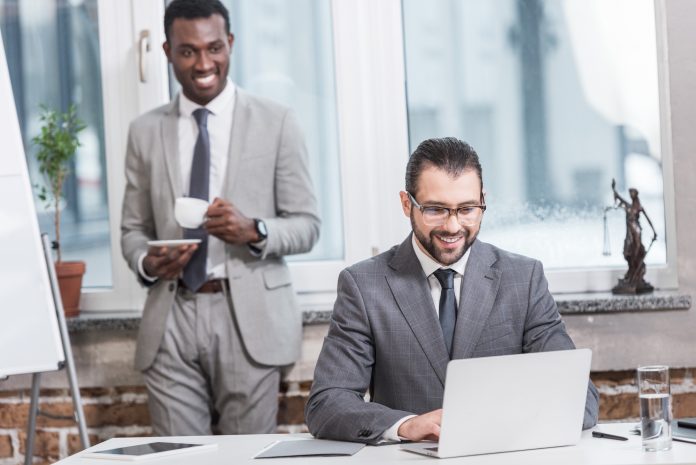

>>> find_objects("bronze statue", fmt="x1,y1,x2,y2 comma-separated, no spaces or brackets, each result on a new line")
611,178,657,294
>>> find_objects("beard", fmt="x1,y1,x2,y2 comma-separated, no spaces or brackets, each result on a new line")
411,214,478,266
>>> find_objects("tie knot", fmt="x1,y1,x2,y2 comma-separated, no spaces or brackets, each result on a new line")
433,268,456,289
193,108,209,128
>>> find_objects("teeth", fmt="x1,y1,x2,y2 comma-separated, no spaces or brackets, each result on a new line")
438,236,461,243
195,74,215,85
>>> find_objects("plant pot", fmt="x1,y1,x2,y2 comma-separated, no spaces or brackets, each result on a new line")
55,261,86,318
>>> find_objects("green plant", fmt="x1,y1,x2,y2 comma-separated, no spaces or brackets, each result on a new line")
32,104,86,262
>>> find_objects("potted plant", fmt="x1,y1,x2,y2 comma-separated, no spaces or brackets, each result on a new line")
33,104,86,317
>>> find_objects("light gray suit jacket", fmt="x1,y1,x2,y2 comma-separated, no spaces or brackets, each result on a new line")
305,235,599,443
121,88,320,371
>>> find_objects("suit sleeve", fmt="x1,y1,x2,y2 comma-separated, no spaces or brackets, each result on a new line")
523,260,600,429
120,122,155,282
305,269,413,443
260,110,321,258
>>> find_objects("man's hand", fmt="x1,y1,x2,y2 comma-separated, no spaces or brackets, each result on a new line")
205,197,258,245
143,244,197,280
397,409,442,442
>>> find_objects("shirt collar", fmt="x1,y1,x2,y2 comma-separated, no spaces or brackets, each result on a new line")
411,233,470,278
178,78,236,117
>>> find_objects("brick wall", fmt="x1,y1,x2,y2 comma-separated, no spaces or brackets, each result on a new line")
2,370,696,464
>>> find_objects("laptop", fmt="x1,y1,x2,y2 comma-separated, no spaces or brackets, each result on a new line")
401,349,592,458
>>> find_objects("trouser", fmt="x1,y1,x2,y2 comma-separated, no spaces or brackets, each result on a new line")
142,283,281,435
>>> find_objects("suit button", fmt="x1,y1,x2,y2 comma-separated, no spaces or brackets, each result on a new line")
358,429,371,437
168,283,175,292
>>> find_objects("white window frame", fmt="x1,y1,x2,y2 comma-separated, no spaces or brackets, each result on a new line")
84,0,678,313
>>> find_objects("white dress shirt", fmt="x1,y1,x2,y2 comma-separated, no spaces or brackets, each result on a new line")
138,79,237,281
381,234,471,442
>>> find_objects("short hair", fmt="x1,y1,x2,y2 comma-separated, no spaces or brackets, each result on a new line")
164,0,231,43
405,137,483,195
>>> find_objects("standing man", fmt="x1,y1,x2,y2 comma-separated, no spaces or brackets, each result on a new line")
121,0,319,435
305,137,598,443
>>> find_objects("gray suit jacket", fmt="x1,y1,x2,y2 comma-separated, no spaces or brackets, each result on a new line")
121,88,320,371
305,235,599,443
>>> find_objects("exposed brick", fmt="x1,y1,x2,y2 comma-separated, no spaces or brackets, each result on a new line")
277,394,307,426
0,434,13,458
598,392,639,420
113,386,148,396
673,392,696,418
68,433,99,456
280,381,312,393
19,430,59,459
35,402,77,428
83,402,150,428
0,403,28,428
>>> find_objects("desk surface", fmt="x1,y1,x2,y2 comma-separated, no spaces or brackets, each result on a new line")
56,423,696,465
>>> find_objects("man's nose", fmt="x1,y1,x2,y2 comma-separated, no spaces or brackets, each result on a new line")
195,51,214,70
444,211,460,232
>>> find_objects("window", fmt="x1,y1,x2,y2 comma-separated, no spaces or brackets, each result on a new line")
167,0,343,262
0,0,111,287
402,0,675,291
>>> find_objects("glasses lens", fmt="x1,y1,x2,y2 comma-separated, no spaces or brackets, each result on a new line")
457,207,482,225
422,207,448,225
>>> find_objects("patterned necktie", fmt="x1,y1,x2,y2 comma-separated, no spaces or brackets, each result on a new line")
433,268,457,357
181,108,210,291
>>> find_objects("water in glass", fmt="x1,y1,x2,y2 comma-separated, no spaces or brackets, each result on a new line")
640,393,672,451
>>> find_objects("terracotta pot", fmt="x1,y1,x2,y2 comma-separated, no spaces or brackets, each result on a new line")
55,261,86,318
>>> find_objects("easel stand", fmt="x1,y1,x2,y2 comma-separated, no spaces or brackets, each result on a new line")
24,235,90,465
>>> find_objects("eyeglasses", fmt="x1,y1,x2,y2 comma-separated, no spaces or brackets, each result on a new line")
407,192,486,226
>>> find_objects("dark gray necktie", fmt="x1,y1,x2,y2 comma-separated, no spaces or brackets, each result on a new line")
182,108,210,292
434,268,457,357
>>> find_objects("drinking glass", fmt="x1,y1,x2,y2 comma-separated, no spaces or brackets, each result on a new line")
638,365,672,452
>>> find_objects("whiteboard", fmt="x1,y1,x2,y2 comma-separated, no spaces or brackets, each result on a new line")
0,33,65,377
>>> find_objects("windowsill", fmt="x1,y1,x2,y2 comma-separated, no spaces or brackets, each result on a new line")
66,291,691,332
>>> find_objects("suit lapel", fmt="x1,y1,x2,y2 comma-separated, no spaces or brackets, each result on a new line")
386,235,450,386
161,98,183,200
222,88,250,198
451,240,501,359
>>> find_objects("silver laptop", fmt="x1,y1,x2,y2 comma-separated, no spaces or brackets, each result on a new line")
401,349,592,458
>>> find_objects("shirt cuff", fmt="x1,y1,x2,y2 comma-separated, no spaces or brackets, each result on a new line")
248,238,268,257
380,415,417,443
137,252,158,282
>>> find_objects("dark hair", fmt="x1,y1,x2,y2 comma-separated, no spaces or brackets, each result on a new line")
405,137,483,195
164,0,231,43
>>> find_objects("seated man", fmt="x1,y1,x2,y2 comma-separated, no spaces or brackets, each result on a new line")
305,137,599,444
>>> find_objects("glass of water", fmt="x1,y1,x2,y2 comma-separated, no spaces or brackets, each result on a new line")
637,365,672,452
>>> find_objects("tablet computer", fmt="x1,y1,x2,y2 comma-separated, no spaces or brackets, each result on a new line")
81,442,217,461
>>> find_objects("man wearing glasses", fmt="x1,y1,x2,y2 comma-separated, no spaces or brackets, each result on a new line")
305,137,598,443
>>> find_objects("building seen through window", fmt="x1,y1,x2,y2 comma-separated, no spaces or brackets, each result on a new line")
0,0,111,287
403,0,666,270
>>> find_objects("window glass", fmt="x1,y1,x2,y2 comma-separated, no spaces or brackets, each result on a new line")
402,0,666,271
167,0,343,261
0,0,111,286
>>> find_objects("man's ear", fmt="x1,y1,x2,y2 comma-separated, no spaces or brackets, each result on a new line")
163,41,172,62
228,33,235,51
399,191,411,218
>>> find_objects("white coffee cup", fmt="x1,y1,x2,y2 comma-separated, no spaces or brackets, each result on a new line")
175,197,209,229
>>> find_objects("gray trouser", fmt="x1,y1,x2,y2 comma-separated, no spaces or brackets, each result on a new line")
143,285,280,435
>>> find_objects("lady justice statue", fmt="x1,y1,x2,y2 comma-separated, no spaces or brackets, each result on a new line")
611,179,657,294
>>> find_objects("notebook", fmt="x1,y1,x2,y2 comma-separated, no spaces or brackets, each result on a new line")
401,349,592,458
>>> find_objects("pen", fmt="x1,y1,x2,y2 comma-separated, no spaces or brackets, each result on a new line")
592,431,629,441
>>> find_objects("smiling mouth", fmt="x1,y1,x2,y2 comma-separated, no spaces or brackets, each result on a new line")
194,73,217,87
435,234,464,244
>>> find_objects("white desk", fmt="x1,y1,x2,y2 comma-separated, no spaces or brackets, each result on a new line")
56,423,696,465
